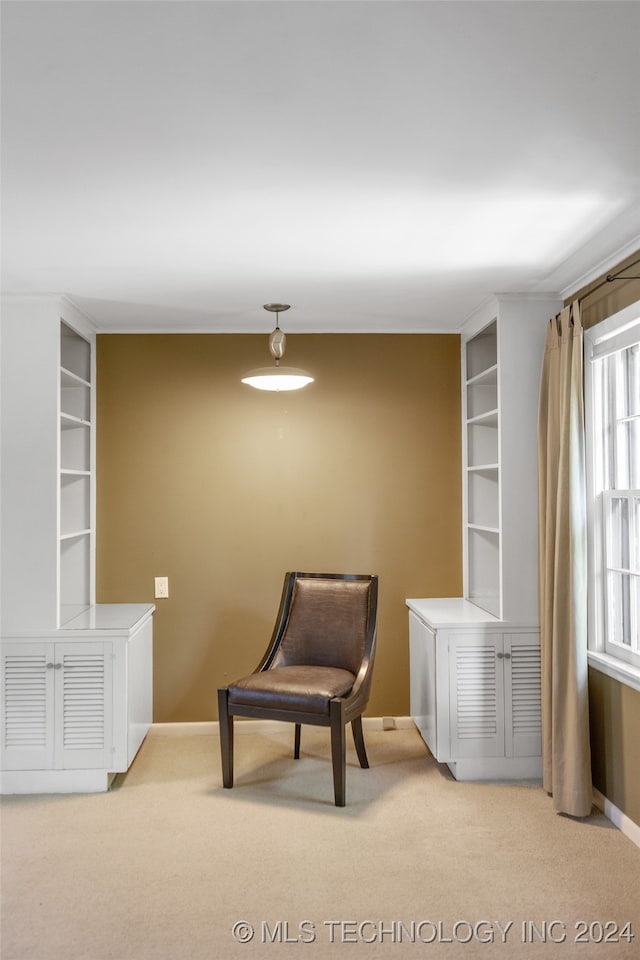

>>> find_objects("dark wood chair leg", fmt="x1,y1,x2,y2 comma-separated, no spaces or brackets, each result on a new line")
330,699,346,807
217,688,234,788
293,723,301,759
351,715,369,769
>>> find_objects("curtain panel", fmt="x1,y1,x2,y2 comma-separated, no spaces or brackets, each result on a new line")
538,301,592,817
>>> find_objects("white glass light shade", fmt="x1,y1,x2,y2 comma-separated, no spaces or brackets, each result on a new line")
241,366,314,391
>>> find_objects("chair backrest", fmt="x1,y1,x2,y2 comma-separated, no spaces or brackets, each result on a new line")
270,573,378,675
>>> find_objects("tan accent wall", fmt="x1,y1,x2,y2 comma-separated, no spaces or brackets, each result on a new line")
589,668,640,826
96,333,462,722
570,250,640,825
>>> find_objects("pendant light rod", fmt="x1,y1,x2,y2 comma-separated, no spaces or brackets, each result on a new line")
241,303,314,392
265,304,288,366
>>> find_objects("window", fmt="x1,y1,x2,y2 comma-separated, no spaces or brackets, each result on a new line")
585,299,640,689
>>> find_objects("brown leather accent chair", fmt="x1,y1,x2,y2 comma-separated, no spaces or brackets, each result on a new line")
217,572,378,806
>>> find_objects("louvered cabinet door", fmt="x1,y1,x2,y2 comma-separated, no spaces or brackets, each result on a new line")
1,643,55,770
503,633,541,758
54,642,113,769
448,634,505,759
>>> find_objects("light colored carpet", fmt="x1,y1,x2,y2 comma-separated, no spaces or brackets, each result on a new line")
1,723,639,960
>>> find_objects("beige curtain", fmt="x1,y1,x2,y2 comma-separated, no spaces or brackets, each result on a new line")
538,301,592,817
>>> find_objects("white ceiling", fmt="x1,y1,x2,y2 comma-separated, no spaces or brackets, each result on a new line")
2,0,639,333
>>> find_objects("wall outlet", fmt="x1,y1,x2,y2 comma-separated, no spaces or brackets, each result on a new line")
154,576,169,599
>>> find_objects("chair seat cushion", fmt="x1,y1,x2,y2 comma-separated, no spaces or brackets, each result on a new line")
227,665,356,715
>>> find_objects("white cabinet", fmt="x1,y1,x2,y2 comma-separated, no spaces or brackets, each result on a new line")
1,605,153,794
407,599,542,781
1,296,154,793
462,295,562,621
406,296,559,782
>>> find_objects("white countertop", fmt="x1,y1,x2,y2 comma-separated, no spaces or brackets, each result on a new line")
406,597,501,628
61,603,155,632
1,603,156,639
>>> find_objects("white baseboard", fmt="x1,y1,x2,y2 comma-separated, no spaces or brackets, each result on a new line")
0,769,111,795
149,721,218,737
148,716,416,738
593,786,640,850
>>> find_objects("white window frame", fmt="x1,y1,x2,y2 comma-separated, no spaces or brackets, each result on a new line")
585,298,640,693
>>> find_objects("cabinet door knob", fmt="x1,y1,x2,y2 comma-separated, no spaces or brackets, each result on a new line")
54,662,62,669
497,652,504,659
46,662,54,669
504,653,511,660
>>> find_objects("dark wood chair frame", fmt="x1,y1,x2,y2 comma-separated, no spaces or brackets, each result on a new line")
217,572,378,806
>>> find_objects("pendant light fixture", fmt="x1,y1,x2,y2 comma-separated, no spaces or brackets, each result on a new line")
241,304,314,392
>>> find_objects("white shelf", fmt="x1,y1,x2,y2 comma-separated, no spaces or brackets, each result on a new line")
60,412,91,429
59,529,91,542
468,523,500,534
60,412,90,473
59,528,90,615
61,322,91,384
60,367,91,389
467,463,499,472
466,363,498,387
467,408,498,426
466,319,497,381
60,469,91,477
60,471,90,537
467,422,499,465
